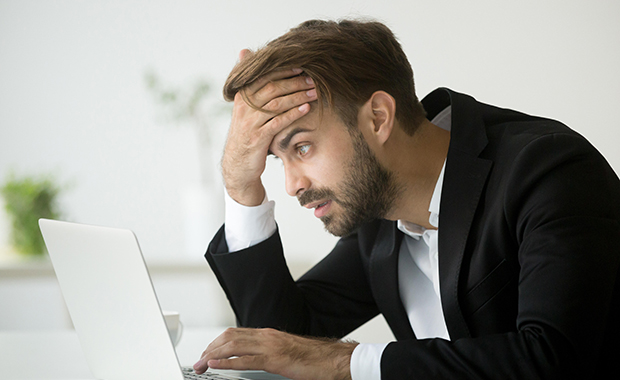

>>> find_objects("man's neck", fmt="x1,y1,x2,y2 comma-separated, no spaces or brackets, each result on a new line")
384,119,450,228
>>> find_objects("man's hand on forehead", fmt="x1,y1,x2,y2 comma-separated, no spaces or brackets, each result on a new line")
244,70,315,112
220,50,317,207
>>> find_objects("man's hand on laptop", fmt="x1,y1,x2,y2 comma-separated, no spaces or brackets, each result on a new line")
221,49,317,207
193,327,358,380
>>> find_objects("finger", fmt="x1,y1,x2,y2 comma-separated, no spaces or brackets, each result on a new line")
199,327,248,360
209,338,262,360
207,355,266,371
261,86,317,114
261,103,312,141
195,342,241,374
230,92,313,146
194,333,264,374
239,48,251,61
198,328,262,363
247,75,315,111
245,68,307,99
193,358,209,374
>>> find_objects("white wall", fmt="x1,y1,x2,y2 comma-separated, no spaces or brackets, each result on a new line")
1,0,619,269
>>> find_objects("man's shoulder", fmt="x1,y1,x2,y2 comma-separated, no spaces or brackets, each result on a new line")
426,87,576,136
446,89,591,156
483,109,582,147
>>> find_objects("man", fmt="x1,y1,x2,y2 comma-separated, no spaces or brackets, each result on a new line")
193,19,620,379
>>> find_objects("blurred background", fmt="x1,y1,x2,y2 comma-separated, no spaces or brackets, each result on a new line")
1,0,618,342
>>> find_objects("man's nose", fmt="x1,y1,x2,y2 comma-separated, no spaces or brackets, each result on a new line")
284,165,310,197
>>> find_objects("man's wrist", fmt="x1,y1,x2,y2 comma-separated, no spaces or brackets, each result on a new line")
304,337,357,380
333,341,358,380
224,180,265,207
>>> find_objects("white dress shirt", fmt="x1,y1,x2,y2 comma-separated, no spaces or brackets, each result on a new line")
223,106,452,380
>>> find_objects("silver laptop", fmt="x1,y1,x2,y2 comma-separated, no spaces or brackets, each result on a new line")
39,218,290,380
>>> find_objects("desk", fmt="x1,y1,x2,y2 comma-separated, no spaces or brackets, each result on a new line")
0,328,224,379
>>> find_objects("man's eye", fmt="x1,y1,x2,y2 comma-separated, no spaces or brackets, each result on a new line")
296,144,310,156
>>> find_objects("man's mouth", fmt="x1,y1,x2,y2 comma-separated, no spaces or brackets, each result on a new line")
316,201,328,208
308,200,332,218
299,189,337,219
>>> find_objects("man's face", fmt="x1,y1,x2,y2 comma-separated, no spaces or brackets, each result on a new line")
269,106,401,236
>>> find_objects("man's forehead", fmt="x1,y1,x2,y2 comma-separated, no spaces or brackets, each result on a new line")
270,106,322,152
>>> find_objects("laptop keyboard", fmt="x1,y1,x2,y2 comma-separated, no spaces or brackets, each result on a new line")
182,367,237,380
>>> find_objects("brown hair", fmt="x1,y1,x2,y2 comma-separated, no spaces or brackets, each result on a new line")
223,19,427,135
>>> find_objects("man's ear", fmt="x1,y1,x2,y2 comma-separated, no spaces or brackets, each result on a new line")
359,91,396,146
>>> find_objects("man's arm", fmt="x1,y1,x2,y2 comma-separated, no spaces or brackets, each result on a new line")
206,225,380,338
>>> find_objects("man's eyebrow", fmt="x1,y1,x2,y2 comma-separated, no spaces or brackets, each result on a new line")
278,127,313,152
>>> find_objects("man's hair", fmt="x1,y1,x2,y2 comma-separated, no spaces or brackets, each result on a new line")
223,19,427,135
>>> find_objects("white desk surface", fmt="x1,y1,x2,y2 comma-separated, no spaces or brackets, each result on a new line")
0,327,225,379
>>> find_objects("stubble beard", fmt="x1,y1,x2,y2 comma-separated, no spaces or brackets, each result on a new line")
298,130,402,237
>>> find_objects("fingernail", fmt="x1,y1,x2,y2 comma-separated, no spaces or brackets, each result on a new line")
306,77,314,85
306,89,316,98
298,103,310,112
292,68,303,74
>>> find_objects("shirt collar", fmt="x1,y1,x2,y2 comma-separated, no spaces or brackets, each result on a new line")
397,161,445,237
427,161,445,229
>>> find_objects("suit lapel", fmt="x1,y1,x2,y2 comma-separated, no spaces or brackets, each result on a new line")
440,151,492,339
369,221,416,340
426,88,493,340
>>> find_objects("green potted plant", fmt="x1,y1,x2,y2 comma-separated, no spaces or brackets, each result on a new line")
1,174,62,257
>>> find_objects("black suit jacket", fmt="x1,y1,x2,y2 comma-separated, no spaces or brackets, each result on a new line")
206,88,620,379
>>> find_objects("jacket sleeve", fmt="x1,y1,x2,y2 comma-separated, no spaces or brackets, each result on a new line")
205,225,380,338
380,132,620,379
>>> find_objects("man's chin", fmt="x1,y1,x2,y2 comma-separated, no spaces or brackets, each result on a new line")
320,214,359,237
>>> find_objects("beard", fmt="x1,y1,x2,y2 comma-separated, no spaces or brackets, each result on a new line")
298,130,402,237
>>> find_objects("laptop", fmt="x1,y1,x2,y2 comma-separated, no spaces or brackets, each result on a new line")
39,218,290,380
